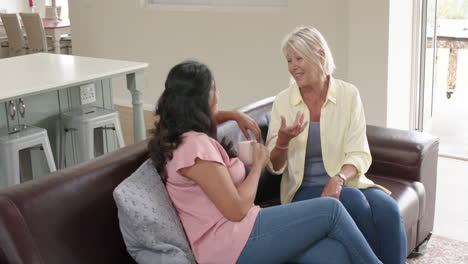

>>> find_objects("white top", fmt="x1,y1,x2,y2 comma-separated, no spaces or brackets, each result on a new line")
0,53,149,102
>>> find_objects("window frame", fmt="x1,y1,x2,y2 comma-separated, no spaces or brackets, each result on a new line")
144,0,288,10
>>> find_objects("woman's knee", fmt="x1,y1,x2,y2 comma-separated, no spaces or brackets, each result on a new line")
320,197,347,218
298,197,344,216
293,238,351,264
364,188,401,220
320,196,342,207
340,187,370,212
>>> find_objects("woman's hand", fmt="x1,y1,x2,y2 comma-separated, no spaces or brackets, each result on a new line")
214,110,262,142
320,176,345,199
251,142,270,169
277,112,308,147
233,111,262,142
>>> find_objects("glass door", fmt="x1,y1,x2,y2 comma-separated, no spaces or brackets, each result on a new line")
418,0,438,132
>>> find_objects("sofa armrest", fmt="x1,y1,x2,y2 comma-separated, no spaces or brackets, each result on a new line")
366,125,439,183
0,140,148,264
366,125,440,245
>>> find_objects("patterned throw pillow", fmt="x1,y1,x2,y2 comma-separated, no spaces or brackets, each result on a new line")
113,159,196,264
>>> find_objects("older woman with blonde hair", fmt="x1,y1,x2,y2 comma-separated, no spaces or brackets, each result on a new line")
266,26,407,264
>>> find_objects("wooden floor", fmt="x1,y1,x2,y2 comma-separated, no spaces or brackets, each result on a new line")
114,105,156,145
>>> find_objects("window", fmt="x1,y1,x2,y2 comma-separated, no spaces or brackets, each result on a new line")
147,0,287,8
45,0,69,19
56,0,69,19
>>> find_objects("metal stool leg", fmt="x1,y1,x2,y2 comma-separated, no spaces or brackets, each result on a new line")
113,116,125,148
0,145,21,187
77,124,95,163
39,135,56,172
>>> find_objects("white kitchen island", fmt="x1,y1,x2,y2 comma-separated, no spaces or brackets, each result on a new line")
0,53,148,142
0,53,148,181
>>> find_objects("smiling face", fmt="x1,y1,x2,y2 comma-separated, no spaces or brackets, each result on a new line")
286,47,322,89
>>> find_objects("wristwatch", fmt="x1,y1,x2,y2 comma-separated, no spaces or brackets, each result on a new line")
335,173,347,186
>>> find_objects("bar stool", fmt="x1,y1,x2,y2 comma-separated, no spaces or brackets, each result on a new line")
0,126,57,188
61,107,125,164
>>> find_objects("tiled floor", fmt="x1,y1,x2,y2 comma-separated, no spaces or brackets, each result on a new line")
115,105,468,242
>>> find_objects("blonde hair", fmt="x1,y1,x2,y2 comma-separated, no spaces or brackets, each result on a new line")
281,26,335,80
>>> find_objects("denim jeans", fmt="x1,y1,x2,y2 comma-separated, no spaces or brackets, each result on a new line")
293,186,407,264
236,197,381,264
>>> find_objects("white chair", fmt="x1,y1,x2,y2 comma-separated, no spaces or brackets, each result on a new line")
0,13,26,57
0,37,9,58
0,126,56,188
59,35,72,54
61,107,125,164
47,35,72,55
19,12,48,53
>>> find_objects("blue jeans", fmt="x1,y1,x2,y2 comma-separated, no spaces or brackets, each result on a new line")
236,197,381,264
293,186,407,264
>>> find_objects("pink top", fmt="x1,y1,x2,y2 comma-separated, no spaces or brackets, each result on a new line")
165,131,260,264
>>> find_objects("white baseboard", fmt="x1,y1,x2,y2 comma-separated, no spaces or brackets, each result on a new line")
439,153,468,162
113,98,155,112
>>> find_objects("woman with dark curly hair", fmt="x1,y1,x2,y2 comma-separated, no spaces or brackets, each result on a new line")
148,60,381,264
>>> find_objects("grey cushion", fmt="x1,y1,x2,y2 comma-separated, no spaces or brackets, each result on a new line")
113,159,196,264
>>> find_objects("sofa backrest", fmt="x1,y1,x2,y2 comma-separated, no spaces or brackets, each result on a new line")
216,96,439,205
0,139,149,264
217,96,274,147
217,97,282,204
366,125,439,183
0,96,439,264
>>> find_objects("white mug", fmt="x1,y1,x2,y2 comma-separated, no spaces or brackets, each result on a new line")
237,141,254,166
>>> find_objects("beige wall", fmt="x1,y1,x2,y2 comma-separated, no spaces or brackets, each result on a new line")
69,1,348,107
69,0,394,126
387,0,414,130
347,0,390,127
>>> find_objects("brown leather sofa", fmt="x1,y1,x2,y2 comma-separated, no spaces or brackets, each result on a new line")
0,97,439,263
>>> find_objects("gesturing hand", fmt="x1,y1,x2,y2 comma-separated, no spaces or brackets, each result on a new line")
277,112,308,146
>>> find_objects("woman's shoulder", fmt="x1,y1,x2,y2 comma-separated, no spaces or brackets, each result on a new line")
275,87,291,100
181,131,217,146
167,131,226,180
273,84,296,105
332,78,360,98
182,130,209,139
172,131,223,162
333,78,358,91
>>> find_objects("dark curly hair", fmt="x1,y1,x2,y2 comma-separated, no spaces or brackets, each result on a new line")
148,60,235,183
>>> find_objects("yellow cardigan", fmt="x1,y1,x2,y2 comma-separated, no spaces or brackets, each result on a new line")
265,77,391,204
